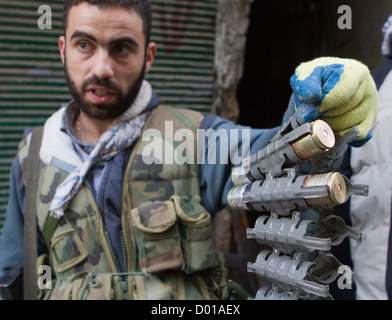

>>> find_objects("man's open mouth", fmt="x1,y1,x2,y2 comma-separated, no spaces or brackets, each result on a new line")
92,89,111,97
87,87,116,103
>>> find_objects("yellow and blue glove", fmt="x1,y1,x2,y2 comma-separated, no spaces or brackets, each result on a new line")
290,57,378,147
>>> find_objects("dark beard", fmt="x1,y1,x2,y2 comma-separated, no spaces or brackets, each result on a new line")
64,56,146,120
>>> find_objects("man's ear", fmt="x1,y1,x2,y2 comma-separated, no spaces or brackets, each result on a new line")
145,42,156,73
58,35,66,64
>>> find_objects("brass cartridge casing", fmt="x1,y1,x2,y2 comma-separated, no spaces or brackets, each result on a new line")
292,120,335,160
303,172,346,207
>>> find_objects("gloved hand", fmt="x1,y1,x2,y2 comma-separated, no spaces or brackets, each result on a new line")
290,57,378,147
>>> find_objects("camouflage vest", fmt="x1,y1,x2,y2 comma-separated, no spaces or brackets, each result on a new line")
19,105,228,300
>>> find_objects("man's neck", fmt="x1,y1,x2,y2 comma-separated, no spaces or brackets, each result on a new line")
75,111,113,145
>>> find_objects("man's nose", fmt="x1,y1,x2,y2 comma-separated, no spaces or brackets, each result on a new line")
91,48,114,79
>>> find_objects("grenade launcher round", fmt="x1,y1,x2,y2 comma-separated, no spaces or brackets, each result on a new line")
231,117,335,187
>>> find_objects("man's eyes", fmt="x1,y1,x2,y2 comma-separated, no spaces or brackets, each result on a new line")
112,44,131,55
77,40,92,51
74,40,133,56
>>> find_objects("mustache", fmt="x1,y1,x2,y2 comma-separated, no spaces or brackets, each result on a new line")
81,76,121,93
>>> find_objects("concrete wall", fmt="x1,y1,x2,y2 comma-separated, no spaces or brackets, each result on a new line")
213,0,252,122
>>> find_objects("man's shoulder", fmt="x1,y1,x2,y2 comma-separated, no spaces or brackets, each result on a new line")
16,127,33,161
155,104,204,116
151,105,205,129
15,126,45,174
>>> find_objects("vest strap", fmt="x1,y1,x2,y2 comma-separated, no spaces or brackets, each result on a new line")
24,126,44,300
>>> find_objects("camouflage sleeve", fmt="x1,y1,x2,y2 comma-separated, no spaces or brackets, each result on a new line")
199,115,280,216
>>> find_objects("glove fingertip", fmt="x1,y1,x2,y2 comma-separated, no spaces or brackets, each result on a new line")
292,80,323,104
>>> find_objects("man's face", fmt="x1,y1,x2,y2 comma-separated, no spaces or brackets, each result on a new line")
58,2,156,120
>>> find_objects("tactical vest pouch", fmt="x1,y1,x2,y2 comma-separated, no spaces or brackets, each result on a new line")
170,195,216,273
131,201,185,275
131,196,216,276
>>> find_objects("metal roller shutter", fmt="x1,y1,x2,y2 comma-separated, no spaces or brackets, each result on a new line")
0,0,217,233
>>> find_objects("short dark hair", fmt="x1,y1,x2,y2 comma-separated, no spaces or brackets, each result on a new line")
63,0,152,45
